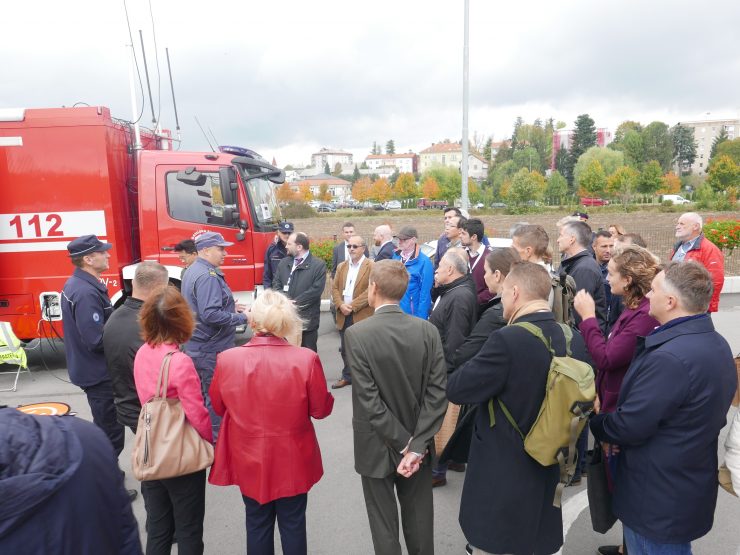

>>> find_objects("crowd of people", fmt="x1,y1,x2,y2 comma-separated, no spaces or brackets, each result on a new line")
0,208,737,555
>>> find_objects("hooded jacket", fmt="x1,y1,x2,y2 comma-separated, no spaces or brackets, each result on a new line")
393,245,435,319
0,408,141,554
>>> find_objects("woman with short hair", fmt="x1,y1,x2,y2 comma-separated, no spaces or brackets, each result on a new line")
134,285,212,555
209,289,334,555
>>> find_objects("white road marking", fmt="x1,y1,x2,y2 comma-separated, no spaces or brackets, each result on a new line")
556,489,590,555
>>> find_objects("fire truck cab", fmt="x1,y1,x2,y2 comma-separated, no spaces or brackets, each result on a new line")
0,106,283,340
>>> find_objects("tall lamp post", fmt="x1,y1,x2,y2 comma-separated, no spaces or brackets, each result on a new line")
461,0,470,210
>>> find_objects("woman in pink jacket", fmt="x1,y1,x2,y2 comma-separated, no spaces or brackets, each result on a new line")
134,286,212,555
209,289,334,555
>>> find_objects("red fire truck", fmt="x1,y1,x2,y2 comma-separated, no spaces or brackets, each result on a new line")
417,198,448,210
0,106,284,340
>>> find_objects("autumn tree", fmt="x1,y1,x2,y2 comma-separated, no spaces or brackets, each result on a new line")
423,166,461,203
490,160,517,200
706,155,740,194
333,162,342,176
577,159,607,197
421,176,441,199
637,160,663,196
276,182,297,203
352,177,372,202
298,183,313,202
318,183,331,202
659,172,681,195
370,178,392,202
607,166,639,206
393,173,418,199
714,138,740,165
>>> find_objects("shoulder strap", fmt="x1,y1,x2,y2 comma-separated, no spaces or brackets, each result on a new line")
512,321,555,357
154,352,176,399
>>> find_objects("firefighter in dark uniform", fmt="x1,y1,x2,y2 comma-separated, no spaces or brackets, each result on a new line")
181,231,247,440
262,221,293,288
61,234,137,501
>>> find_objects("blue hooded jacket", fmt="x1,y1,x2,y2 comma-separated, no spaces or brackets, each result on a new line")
392,246,434,320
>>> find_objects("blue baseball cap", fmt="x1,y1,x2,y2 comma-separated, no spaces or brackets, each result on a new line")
278,222,294,233
67,235,112,257
194,231,233,250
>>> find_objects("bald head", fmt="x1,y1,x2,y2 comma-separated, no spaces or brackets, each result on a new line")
675,212,703,242
373,224,392,246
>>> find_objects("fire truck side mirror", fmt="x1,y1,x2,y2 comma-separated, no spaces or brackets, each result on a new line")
177,167,206,186
235,219,248,241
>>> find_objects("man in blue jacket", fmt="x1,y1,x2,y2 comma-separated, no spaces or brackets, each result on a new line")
392,226,434,319
590,260,736,554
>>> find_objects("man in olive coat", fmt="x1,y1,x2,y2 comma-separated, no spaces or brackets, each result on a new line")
345,260,447,555
448,261,592,555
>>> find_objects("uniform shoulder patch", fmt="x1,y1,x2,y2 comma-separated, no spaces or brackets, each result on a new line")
92,312,100,322
208,269,218,277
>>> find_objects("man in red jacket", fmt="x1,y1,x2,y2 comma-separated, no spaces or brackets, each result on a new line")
671,212,724,312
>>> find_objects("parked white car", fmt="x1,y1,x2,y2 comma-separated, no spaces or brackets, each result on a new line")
661,194,691,205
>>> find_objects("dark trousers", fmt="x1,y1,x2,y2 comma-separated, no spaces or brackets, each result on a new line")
189,351,221,441
338,314,354,382
301,329,318,352
141,469,206,555
361,463,434,555
82,381,125,457
242,493,308,555
574,425,589,480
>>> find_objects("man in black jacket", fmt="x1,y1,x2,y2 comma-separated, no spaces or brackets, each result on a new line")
103,261,169,432
273,232,327,352
428,248,478,487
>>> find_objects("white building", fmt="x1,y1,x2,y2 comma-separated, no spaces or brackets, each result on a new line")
679,118,740,176
311,148,353,171
364,153,418,174
419,142,489,180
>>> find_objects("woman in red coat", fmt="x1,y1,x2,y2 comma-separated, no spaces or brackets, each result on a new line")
209,289,334,555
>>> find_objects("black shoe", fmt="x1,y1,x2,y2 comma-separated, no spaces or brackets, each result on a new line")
597,546,621,555
432,476,447,488
127,489,138,502
566,476,582,487
465,544,473,555
448,461,466,472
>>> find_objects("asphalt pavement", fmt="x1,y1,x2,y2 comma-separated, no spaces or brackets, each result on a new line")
2,295,739,554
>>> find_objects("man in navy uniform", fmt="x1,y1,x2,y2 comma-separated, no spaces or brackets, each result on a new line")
262,221,294,288
182,231,248,439
62,234,137,501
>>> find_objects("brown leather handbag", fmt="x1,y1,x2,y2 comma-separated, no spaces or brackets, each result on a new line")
132,352,214,481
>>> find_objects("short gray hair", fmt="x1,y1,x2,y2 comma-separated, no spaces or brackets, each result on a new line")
442,250,468,276
662,260,713,313
134,261,169,292
562,221,593,249
681,212,703,228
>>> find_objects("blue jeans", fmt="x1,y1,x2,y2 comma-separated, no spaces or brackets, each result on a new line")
188,351,221,441
623,526,692,555
242,493,307,555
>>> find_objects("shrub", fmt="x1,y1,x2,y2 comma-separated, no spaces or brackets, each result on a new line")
658,200,678,212
704,219,740,254
308,238,335,269
282,202,315,220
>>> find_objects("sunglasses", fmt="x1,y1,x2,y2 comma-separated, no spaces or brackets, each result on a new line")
347,244,364,249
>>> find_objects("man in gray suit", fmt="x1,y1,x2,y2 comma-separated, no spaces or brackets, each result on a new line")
345,260,448,555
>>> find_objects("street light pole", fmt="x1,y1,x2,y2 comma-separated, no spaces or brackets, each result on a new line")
461,0,470,210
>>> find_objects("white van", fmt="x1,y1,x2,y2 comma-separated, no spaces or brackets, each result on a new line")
661,194,691,205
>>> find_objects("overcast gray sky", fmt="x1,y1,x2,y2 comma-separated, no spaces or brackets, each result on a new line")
3,0,739,167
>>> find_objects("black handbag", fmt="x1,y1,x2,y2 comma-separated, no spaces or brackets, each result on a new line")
587,442,618,534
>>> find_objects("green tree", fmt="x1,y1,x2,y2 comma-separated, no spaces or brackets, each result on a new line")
333,162,342,176
709,127,729,163
323,161,331,174
706,155,740,193
423,166,462,203
606,166,639,206
512,147,541,172
483,137,492,162
554,147,569,176
638,160,663,196
714,138,740,165
493,140,513,165
641,122,673,172
671,124,697,174
352,165,360,182
386,139,396,155
620,129,645,169
613,120,643,143
490,160,517,200
565,114,598,187
574,146,624,186
504,168,546,206
545,170,568,205
389,167,400,185
512,122,551,173
577,159,607,197
510,117,525,150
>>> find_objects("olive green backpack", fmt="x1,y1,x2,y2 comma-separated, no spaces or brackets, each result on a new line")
488,321,595,507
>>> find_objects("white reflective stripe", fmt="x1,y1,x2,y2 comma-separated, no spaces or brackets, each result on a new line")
0,137,23,147
0,210,106,241
0,241,71,253
0,108,25,122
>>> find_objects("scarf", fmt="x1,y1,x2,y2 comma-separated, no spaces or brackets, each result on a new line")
506,299,551,326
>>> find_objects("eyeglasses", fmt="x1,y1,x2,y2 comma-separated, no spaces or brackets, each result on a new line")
347,244,364,249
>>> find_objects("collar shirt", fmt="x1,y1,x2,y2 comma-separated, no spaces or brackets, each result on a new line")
343,255,365,303
672,236,699,262
467,243,486,272
292,250,310,272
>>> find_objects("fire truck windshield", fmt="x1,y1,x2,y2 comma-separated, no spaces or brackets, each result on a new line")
242,173,282,231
